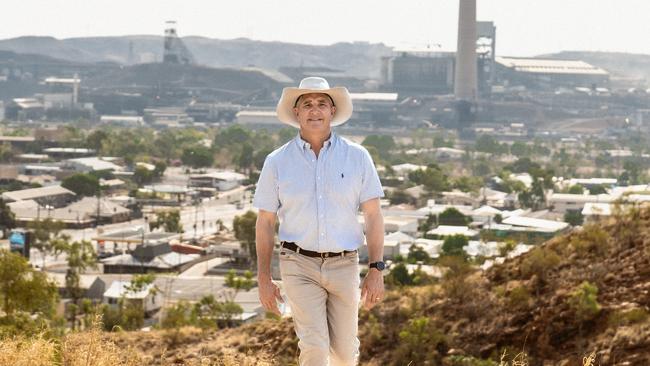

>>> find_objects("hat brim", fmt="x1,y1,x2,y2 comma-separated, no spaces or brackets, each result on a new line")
276,87,353,128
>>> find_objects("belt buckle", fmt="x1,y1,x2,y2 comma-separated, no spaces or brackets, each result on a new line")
321,252,328,259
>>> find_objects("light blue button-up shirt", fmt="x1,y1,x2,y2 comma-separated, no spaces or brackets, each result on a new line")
253,132,384,252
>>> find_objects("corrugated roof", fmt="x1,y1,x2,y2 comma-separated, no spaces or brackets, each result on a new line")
2,185,74,202
502,216,568,232
496,57,609,76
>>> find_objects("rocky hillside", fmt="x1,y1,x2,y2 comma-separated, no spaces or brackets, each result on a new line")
100,205,650,365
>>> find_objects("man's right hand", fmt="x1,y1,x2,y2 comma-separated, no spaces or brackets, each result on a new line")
258,277,283,316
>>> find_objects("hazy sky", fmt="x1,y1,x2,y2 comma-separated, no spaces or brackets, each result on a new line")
2,0,650,56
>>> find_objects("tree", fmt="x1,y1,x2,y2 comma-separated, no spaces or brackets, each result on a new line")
190,270,255,328
213,125,252,149
452,176,482,193
0,250,58,316
588,185,607,195
233,211,257,267
407,244,432,264
181,146,214,168
388,189,415,205
62,240,97,329
475,135,506,155
510,141,530,157
441,235,469,257
438,208,469,226
133,165,154,186
85,129,109,152
564,211,584,226
0,198,16,235
153,161,167,178
506,157,541,174
568,184,585,194
387,263,413,286
27,218,68,269
149,210,183,233
408,165,450,193
62,173,99,196
362,135,395,160
236,143,254,173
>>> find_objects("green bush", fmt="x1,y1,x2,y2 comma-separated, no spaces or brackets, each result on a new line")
570,225,609,256
520,247,561,283
506,286,531,310
396,317,447,364
568,281,601,322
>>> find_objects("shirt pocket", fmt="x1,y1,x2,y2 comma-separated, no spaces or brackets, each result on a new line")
329,168,362,207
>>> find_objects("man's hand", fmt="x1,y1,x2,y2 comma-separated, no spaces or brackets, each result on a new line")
361,268,384,310
258,277,284,316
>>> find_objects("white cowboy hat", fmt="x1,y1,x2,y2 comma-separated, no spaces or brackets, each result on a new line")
276,76,353,128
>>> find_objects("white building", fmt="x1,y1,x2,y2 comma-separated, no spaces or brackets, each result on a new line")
103,280,163,314
189,171,248,191
548,193,615,214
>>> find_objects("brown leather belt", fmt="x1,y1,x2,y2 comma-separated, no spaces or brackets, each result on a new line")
281,241,356,259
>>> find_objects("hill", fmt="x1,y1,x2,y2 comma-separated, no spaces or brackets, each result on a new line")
0,36,393,79
98,206,650,365
541,51,650,83
2,207,650,365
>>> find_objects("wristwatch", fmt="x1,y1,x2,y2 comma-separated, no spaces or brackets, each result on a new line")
369,261,386,271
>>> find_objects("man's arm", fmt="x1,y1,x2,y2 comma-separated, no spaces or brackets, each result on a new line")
256,209,283,315
360,197,384,309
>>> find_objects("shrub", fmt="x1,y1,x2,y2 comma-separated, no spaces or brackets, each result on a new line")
442,235,469,258
506,286,531,310
567,281,601,322
570,225,609,256
520,247,561,283
608,308,649,327
396,317,447,364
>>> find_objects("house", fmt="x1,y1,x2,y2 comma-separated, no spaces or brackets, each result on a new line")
2,185,75,208
189,171,248,191
103,280,163,315
49,273,106,300
548,193,615,214
65,157,123,173
427,225,479,238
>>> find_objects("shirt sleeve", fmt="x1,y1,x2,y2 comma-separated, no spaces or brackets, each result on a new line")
359,148,385,204
253,155,280,212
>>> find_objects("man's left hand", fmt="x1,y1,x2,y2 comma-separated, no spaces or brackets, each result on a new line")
361,268,384,310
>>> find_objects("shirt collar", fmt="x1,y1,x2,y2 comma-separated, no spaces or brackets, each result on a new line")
295,132,336,150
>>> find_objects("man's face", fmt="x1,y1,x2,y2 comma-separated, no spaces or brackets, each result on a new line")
293,93,336,134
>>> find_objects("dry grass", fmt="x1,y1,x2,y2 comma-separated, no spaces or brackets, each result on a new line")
0,314,270,366
61,315,142,366
0,334,57,366
583,351,597,366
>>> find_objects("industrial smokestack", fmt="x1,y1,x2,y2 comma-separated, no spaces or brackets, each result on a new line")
454,0,478,101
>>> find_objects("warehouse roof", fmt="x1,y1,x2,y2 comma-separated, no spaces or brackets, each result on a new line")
496,57,609,76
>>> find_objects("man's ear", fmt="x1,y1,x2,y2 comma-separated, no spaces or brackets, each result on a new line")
293,107,299,118
331,106,337,115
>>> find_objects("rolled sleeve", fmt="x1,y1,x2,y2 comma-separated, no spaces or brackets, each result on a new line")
359,149,384,204
253,156,280,212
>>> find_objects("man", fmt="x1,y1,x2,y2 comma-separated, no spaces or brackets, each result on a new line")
254,76,385,366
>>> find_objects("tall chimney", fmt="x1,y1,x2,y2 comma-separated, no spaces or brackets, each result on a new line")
454,0,478,101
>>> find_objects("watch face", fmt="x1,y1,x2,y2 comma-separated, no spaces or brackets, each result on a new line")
376,261,386,270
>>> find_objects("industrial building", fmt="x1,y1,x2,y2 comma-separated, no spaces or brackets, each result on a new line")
494,57,610,90
381,50,455,94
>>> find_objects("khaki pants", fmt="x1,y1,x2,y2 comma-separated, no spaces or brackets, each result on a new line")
279,248,361,366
